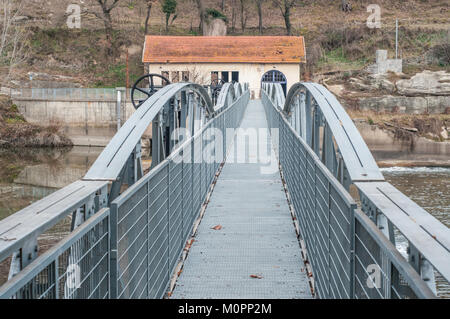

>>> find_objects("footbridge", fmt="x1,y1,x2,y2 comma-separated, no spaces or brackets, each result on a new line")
0,80,448,299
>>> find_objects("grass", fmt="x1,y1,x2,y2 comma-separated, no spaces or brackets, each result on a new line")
317,48,368,72
5,117,26,124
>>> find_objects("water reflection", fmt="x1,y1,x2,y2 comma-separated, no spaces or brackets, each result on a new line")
382,167,450,298
0,146,104,221
357,122,450,165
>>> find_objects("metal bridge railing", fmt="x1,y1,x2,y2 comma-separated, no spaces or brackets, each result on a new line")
0,209,111,299
262,87,440,299
10,88,148,101
109,89,248,299
0,86,249,299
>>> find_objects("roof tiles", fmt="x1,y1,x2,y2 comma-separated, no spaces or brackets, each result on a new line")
143,36,306,64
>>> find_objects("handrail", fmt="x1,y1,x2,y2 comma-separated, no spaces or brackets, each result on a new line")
214,83,236,114
282,82,383,182
262,83,449,298
0,209,111,299
0,82,246,289
0,180,108,263
84,83,213,181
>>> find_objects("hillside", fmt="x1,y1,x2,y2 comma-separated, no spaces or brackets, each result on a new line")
2,0,449,88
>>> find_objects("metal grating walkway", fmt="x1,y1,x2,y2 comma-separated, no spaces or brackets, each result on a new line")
171,100,312,299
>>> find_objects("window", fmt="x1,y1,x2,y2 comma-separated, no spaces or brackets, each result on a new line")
161,71,169,85
171,71,180,83
211,71,219,85
182,71,190,82
221,71,229,83
232,71,239,83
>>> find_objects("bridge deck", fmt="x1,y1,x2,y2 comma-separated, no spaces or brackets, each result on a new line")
171,100,312,299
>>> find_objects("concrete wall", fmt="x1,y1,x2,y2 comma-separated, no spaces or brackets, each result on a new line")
367,50,402,75
14,98,136,127
13,98,139,146
148,62,301,98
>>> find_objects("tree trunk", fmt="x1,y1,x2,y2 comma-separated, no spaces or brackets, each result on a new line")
194,0,205,34
240,0,245,32
256,1,263,34
96,0,120,56
221,0,225,11
103,10,114,55
284,5,291,36
144,2,152,35
231,0,236,33
165,14,169,32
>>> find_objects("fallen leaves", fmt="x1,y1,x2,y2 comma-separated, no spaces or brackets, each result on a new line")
211,225,222,230
250,274,263,279
184,239,195,251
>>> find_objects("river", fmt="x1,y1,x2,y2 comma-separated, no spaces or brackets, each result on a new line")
0,144,448,297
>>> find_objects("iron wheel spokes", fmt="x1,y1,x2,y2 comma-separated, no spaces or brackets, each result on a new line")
131,73,171,109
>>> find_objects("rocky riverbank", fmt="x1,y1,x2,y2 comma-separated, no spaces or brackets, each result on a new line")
0,96,72,148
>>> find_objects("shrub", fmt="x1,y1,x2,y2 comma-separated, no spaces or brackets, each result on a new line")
205,8,228,23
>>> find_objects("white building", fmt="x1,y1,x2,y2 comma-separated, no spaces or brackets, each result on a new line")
142,36,306,98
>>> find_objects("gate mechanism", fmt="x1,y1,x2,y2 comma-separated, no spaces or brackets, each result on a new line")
131,73,171,109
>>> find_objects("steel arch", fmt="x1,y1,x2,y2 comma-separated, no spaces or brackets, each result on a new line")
84,83,213,181
281,82,383,184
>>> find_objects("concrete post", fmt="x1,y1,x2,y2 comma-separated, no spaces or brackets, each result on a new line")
116,87,126,130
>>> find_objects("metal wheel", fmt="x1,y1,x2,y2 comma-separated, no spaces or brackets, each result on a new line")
131,73,171,109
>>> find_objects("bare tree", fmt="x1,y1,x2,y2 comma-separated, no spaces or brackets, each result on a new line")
144,0,156,35
255,0,265,34
231,0,237,33
272,0,299,35
93,0,122,55
193,0,205,34
0,0,28,79
239,0,248,32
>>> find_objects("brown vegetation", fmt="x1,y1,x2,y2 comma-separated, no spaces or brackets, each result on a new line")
0,0,447,88
0,96,73,147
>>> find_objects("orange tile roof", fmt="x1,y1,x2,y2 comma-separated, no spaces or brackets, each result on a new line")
143,36,306,64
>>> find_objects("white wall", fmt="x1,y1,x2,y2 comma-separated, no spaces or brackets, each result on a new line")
148,63,301,98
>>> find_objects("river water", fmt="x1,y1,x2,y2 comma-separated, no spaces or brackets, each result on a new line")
0,144,448,297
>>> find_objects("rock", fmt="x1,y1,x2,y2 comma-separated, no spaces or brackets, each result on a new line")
13,16,30,22
358,95,450,114
368,75,396,93
396,70,450,96
128,45,142,56
440,127,448,140
349,77,372,91
326,84,345,97
203,18,227,36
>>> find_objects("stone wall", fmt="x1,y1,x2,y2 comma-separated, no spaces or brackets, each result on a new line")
359,95,450,114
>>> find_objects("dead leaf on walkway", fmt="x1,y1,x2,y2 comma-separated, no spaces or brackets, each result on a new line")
250,274,263,279
211,225,222,230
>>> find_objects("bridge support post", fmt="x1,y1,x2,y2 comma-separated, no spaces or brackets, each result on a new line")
8,238,38,281
409,244,437,295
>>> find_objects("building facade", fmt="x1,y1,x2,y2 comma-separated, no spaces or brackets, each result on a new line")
142,36,306,98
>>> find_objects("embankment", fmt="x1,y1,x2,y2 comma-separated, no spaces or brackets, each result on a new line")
0,96,72,148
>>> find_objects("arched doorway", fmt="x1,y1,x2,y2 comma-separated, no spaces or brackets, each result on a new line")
261,70,287,96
